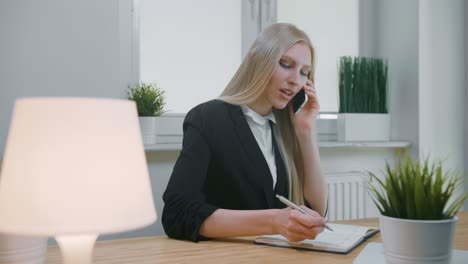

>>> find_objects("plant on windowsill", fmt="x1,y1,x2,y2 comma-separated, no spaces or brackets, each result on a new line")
337,56,389,141
128,82,166,145
367,155,466,264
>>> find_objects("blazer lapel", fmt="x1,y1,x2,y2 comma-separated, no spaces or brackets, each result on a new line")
226,103,274,208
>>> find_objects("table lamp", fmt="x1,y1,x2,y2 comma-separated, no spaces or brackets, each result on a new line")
0,98,157,264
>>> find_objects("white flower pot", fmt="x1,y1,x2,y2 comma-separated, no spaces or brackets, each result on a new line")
0,234,47,264
380,215,457,264
139,117,158,145
337,113,390,141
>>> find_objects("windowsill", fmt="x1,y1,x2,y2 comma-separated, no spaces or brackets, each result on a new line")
144,144,182,152
144,141,411,152
318,141,411,148
143,115,411,152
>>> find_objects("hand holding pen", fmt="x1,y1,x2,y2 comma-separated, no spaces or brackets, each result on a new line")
276,194,334,232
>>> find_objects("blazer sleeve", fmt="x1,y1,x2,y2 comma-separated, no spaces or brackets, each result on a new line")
162,106,218,242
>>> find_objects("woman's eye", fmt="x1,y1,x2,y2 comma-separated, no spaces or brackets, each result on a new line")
300,71,309,77
279,61,291,69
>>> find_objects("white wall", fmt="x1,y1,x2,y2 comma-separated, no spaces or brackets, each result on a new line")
0,0,172,242
0,0,240,241
358,0,378,57
419,0,465,174
277,0,359,112
359,0,420,156
0,0,133,157
139,0,241,113
359,0,467,212
362,0,466,205
375,0,420,157
465,0,468,209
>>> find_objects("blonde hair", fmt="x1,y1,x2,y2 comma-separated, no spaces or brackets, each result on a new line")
219,23,316,204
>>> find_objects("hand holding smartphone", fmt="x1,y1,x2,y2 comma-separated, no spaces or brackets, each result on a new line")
291,88,308,115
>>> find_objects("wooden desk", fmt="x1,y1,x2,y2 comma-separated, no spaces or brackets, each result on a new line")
46,211,468,264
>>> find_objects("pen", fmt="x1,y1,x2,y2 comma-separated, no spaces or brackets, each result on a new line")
276,194,334,231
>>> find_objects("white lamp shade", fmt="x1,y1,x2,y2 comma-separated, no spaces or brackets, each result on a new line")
0,98,156,236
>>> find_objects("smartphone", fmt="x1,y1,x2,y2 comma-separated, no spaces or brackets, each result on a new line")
291,88,308,115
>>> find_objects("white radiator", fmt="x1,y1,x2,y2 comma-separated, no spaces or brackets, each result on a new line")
326,173,367,221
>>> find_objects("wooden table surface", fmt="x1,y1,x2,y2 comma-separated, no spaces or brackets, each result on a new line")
46,211,468,264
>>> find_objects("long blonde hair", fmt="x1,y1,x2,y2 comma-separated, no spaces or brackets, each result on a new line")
219,23,316,204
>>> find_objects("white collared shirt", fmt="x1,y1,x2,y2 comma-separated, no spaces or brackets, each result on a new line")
241,105,277,189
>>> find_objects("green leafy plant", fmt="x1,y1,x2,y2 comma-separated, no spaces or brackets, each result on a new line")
338,56,388,113
128,82,166,117
367,156,467,220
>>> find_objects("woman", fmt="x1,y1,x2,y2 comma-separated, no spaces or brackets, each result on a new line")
162,23,327,242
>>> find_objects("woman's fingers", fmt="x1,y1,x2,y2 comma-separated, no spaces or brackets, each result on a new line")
303,81,318,103
274,207,326,242
285,210,326,241
304,84,317,95
289,209,324,228
285,226,324,242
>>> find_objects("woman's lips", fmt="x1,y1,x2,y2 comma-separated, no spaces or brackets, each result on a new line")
280,88,294,99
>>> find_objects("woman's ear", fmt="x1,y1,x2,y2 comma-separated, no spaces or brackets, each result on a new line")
247,48,255,59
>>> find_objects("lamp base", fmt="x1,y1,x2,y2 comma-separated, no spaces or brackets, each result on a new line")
55,235,98,264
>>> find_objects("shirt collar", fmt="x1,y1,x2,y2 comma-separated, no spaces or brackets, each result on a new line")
241,105,276,125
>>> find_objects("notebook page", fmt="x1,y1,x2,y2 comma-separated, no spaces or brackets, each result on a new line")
256,224,378,251
286,224,375,249
309,223,376,249
325,223,376,236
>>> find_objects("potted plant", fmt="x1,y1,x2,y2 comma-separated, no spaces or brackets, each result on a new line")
367,156,466,264
338,56,389,141
128,82,166,145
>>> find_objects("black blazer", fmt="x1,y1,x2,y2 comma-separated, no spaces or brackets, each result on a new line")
162,100,288,242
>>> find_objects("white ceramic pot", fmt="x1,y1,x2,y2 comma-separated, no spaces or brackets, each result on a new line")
139,117,158,145
0,234,47,264
380,215,457,264
337,113,390,141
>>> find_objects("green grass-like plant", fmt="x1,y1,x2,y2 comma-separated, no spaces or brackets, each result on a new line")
339,56,388,113
367,156,466,220
128,82,166,117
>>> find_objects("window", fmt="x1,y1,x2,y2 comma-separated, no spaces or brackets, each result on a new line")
139,0,241,113
137,0,358,113
277,0,359,112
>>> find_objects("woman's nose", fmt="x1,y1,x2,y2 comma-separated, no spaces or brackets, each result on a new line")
288,70,302,87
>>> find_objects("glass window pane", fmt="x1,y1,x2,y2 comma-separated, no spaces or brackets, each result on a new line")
140,0,241,113
278,0,359,112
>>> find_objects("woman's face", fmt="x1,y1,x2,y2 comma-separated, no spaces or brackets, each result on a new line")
249,41,312,116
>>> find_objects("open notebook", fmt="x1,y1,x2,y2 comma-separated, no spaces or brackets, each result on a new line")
254,223,379,254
